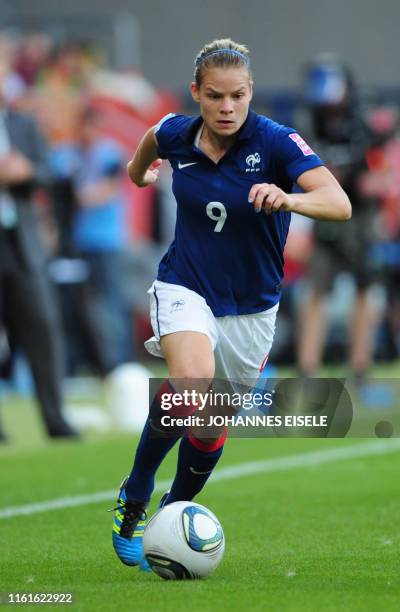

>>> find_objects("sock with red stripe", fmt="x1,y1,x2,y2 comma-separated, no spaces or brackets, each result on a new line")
165,432,226,504
125,380,199,503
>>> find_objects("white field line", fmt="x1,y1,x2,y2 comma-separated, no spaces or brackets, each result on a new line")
1,439,399,521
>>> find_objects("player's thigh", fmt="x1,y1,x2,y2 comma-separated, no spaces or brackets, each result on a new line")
161,331,215,382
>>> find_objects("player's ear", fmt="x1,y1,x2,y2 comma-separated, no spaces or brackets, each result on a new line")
248,80,254,101
191,82,200,103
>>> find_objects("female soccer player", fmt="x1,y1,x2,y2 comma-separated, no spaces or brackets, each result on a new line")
112,38,351,569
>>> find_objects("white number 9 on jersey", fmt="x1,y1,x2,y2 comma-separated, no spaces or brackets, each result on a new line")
206,201,227,232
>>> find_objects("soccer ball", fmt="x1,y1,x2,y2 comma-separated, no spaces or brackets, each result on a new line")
143,501,225,579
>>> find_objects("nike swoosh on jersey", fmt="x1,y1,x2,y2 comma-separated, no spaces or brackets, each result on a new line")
178,161,198,169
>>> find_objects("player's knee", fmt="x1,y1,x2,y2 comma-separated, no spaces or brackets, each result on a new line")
170,361,214,381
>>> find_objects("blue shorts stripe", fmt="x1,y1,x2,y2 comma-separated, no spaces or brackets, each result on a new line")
154,286,161,338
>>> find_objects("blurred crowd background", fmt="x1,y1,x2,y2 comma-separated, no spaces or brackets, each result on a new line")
1,1,399,439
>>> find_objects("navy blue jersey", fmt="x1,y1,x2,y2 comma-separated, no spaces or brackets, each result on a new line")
155,110,323,316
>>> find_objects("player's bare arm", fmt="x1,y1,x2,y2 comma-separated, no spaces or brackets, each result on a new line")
127,127,162,187
248,165,352,221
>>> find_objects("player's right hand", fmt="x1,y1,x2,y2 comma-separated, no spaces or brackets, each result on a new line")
130,159,163,187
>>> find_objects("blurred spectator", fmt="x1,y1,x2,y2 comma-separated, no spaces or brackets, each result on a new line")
48,173,115,377
25,41,95,144
296,54,380,379
359,107,400,358
14,33,53,87
0,56,77,440
0,33,27,106
50,107,135,371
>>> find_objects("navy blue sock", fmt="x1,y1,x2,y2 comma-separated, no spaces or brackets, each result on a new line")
166,436,225,503
125,417,179,503
125,378,200,503
125,379,182,502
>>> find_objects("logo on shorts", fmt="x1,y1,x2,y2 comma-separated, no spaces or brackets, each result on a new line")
170,299,185,313
245,152,261,172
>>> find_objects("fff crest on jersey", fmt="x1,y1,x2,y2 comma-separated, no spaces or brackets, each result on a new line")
245,152,261,172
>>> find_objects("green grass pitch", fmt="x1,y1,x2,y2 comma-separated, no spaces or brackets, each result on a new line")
0,376,399,611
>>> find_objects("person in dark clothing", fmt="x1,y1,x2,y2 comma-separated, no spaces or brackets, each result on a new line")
297,54,379,378
49,107,134,374
0,62,77,440
49,174,116,377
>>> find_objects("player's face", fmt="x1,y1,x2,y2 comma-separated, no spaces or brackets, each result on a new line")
191,66,253,139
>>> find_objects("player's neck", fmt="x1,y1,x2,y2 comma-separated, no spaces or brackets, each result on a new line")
199,124,236,164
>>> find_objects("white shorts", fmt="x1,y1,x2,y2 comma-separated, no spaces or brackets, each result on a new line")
144,280,278,384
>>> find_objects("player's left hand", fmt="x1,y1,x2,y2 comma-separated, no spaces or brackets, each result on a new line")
248,183,294,214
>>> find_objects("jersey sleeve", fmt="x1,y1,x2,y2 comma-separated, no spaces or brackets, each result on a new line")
154,113,188,159
274,125,324,182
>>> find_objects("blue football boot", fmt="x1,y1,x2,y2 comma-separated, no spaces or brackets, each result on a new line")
112,478,150,571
